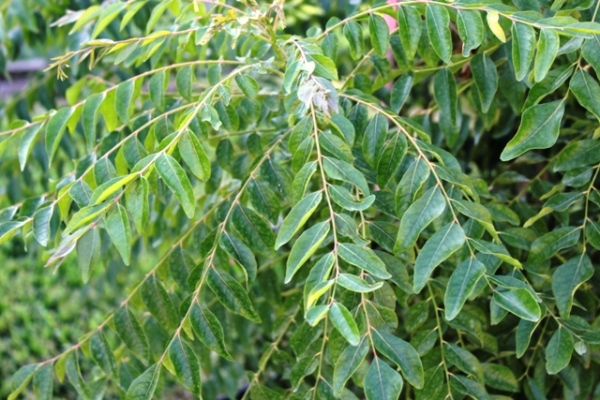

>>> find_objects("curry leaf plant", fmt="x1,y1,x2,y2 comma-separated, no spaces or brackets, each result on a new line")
1,0,600,398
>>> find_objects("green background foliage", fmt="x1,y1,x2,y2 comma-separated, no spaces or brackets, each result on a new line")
1,0,600,398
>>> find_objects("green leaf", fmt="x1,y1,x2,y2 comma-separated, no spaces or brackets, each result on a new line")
444,257,486,320
516,319,539,358
395,158,430,217
33,364,53,400
176,66,193,101
434,69,459,146
115,79,134,124
481,363,519,392
18,123,43,171
114,307,149,362
169,339,202,395
332,337,369,395
220,232,257,283
45,107,74,163
586,221,600,250
372,329,424,388
207,268,261,322
570,70,600,120
126,177,149,233
90,173,138,205
450,375,491,400
235,74,259,99
534,29,559,82
343,21,364,60
395,186,446,253
105,204,132,265
362,114,388,167
426,4,452,63
126,363,160,400
364,357,404,400
500,100,565,161
329,302,361,346
76,228,101,283
338,243,391,280
308,54,339,81
493,288,541,321
285,221,330,283
8,364,36,400
179,129,210,181
141,275,178,329
390,74,413,113
337,273,383,293
471,53,498,113
190,302,232,360
445,343,483,382
92,2,125,38
330,113,356,145
155,154,195,218
149,70,166,110
90,332,117,379
304,252,335,309
457,9,484,56
552,255,594,318
545,327,573,374
65,353,91,400
369,14,389,57
328,185,375,211
275,191,322,249
512,22,536,81
377,134,407,188
528,227,580,263
554,139,600,171
63,202,111,236
396,5,421,59
33,204,54,247
413,223,465,293
232,205,276,256
582,35,600,76
323,157,370,195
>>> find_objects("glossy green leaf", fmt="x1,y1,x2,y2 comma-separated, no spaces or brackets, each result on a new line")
8,364,36,400
364,357,404,400
90,332,117,378
337,273,383,293
457,9,484,56
169,338,201,395
426,4,452,63
32,364,53,400
179,129,210,181
570,70,600,120
390,74,413,114
343,21,364,60
323,156,370,194
395,186,446,253
190,302,232,360
126,363,160,400
329,302,360,346
63,202,111,236
285,221,330,283
545,327,573,374
149,70,165,110
372,329,424,388
493,288,541,321
434,68,459,146
33,204,53,247
207,268,261,322
395,157,430,217
534,29,559,82
125,177,149,233
413,223,465,293
444,257,486,320
275,191,322,249
105,204,132,265
219,232,257,282
155,154,195,218
45,107,74,163
90,173,137,205
396,5,421,59
362,114,387,167
512,22,536,81
377,133,407,188
328,185,375,211
450,375,491,400
500,100,565,161
554,139,600,171
552,255,593,318
338,243,391,279
232,205,276,256
332,337,369,395
115,79,134,124
445,343,483,382
141,274,178,329
65,353,91,400
528,227,580,263
515,319,539,358
18,123,44,171
471,53,498,113
114,307,149,362
235,74,259,99
369,14,389,57
481,363,519,392
176,66,193,101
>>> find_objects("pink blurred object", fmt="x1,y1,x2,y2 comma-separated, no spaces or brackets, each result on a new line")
385,0,399,30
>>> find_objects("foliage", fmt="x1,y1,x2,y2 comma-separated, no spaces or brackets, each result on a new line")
1,0,600,398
